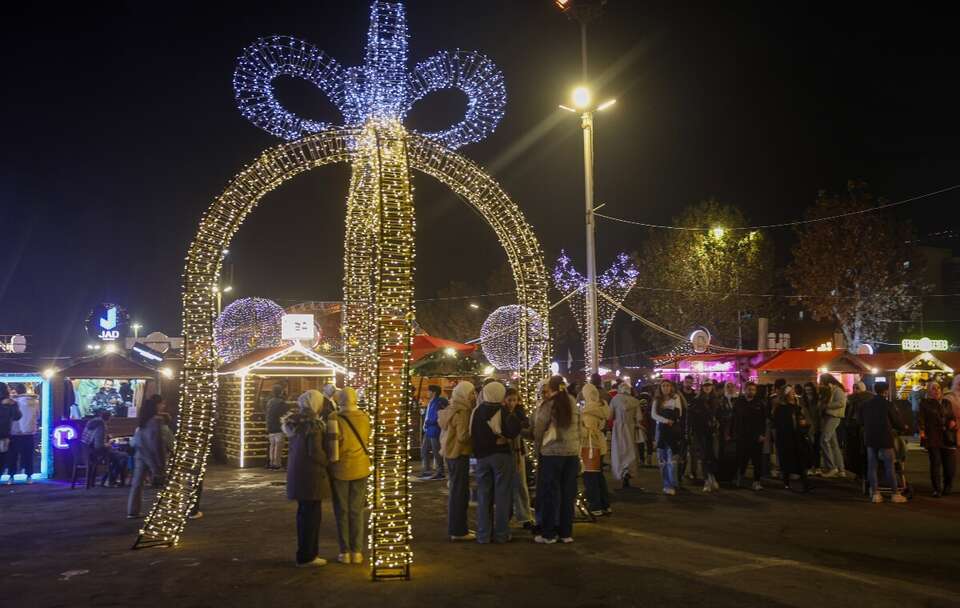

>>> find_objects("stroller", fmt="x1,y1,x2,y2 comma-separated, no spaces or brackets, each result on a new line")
860,434,914,500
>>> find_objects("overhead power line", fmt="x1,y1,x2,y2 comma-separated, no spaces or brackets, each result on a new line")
595,183,960,232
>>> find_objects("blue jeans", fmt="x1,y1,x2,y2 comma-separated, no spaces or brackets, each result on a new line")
511,455,534,523
657,447,677,490
445,456,471,536
821,416,845,472
866,447,897,495
583,472,609,511
421,435,443,475
331,477,366,553
475,452,514,543
538,455,579,540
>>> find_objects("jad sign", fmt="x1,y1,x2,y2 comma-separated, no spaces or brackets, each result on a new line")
902,337,947,352
86,303,129,342
281,314,315,341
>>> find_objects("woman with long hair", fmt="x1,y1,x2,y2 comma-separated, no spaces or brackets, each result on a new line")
651,379,683,495
126,395,175,518
533,375,581,544
800,382,821,473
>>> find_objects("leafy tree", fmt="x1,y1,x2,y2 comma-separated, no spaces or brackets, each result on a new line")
787,181,922,350
629,199,775,349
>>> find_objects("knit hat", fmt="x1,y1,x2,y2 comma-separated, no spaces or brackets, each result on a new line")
481,381,506,404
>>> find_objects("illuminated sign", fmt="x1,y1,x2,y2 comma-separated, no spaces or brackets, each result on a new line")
281,314,315,341
53,425,76,450
86,303,130,342
902,337,947,352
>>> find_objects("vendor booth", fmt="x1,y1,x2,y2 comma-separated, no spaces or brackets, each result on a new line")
655,350,774,389
0,361,53,483
756,349,870,390
860,351,959,400
49,353,164,480
215,342,346,467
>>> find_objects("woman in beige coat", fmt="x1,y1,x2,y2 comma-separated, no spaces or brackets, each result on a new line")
438,381,475,541
581,383,611,516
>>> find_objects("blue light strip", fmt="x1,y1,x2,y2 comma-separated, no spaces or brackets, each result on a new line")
0,374,50,481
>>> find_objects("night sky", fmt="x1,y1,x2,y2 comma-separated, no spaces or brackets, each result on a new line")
2,1,958,357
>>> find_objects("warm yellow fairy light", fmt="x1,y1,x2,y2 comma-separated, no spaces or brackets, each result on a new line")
135,125,550,577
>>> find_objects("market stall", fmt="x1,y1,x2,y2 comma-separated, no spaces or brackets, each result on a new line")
860,351,959,400
215,342,346,467
756,349,870,390
654,350,775,389
0,361,54,482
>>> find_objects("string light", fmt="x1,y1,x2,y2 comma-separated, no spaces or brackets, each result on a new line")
552,250,638,365
137,2,549,581
480,305,548,371
214,297,285,363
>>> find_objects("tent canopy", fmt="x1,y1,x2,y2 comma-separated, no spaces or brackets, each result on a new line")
411,335,476,362
757,349,869,374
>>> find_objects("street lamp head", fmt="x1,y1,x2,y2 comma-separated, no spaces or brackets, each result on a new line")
223,286,234,293
469,303,480,310
572,86,591,110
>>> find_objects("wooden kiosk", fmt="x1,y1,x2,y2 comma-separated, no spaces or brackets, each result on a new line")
215,342,346,468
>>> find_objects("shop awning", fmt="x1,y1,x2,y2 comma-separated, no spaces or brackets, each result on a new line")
756,349,869,374
411,336,477,362
58,353,159,379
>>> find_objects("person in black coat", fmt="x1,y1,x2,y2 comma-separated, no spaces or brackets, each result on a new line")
917,383,958,497
734,382,767,490
283,390,333,567
857,382,907,502
689,380,721,492
771,386,812,492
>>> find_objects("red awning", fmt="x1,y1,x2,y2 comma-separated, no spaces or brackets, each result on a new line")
757,349,869,373
411,336,477,362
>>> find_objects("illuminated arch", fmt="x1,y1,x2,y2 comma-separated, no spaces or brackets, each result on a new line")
134,126,549,569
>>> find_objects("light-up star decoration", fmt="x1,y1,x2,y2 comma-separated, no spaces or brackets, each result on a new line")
554,250,639,366
233,4,505,148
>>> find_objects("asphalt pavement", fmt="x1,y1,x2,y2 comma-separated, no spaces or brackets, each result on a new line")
3,453,958,608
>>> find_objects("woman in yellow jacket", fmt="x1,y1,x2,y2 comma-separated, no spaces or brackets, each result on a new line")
327,387,371,565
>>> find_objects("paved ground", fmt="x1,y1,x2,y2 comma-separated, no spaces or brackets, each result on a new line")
4,453,959,608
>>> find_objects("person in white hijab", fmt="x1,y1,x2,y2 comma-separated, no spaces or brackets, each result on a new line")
610,383,640,488
580,383,611,516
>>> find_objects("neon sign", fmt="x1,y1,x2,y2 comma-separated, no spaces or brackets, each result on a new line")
902,337,947,352
53,425,76,450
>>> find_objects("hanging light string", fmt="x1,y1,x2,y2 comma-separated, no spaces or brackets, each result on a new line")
594,183,960,232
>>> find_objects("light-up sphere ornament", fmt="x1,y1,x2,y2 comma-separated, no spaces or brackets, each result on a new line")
481,305,548,371
214,297,285,363
137,2,549,581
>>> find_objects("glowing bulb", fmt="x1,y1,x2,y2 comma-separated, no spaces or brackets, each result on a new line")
43,368,56,380
444,347,457,357
483,365,495,375
572,86,591,110
711,226,726,239
160,367,174,379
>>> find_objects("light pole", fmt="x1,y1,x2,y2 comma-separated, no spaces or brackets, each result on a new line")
131,323,143,339
560,88,616,373
214,284,233,316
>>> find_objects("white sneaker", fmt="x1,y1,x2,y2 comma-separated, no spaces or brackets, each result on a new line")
711,478,720,491
338,553,352,564
559,537,574,544
589,510,604,516
296,558,327,568
351,552,364,564
837,470,848,479
663,487,677,496
534,535,557,545
821,469,839,479
891,494,908,504
871,493,883,504
702,483,712,493
450,532,477,542
752,482,763,492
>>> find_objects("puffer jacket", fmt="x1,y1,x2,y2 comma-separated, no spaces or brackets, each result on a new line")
283,407,332,501
438,381,474,459
579,384,610,455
